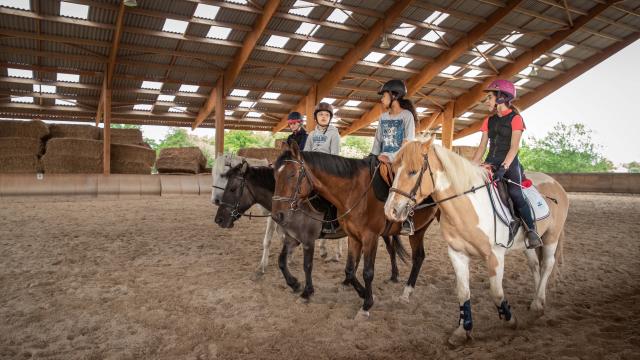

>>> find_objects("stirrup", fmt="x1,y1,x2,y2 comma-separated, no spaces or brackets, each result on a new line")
525,229,542,249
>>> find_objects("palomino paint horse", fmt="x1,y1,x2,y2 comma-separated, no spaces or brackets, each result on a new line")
212,154,340,273
214,161,408,300
384,138,569,346
272,142,439,318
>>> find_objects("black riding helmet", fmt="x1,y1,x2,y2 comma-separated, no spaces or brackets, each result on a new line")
378,79,407,99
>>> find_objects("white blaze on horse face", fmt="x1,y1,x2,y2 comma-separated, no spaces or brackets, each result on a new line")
385,164,411,221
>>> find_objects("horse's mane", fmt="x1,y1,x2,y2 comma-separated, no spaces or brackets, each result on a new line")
274,151,369,178
394,141,488,193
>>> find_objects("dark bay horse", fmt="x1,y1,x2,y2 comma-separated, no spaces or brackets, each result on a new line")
272,143,439,318
214,161,407,300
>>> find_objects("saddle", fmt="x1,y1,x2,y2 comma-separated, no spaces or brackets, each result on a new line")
368,155,394,202
308,194,344,237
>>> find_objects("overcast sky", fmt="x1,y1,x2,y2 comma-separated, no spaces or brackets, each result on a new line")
142,40,640,165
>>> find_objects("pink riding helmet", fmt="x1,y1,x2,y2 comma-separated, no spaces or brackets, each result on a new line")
485,79,516,104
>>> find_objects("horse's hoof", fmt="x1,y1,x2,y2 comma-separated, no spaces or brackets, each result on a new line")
447,327,471,348
529,299,545,314
388,276,399,283
354,308,370,321
290,281,301,293
300,288,314,300
398,295,411,304
325,256,340,263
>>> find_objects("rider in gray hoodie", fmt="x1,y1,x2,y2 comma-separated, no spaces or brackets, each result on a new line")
303,102,340,155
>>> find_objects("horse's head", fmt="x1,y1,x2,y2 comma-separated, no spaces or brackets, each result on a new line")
212,153,240,206
271,141,314,225
385,136,436,222
214,161,253,228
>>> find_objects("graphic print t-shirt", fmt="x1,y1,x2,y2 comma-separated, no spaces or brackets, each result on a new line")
371,109,415,161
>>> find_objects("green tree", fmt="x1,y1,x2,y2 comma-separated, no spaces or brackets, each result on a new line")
110,123,141,129
623,161,640,173
156,128,194,150
341,135,373,158
519,123,614,173
223,130,262,153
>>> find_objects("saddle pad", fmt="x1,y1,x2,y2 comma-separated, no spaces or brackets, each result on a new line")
488,184,550,226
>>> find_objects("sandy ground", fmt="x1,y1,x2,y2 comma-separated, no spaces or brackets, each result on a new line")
1,193,639,360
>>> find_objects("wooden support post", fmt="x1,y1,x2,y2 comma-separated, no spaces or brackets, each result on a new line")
102,88,111,175
305,85,316,133
441,103,454,149
215,76,224,156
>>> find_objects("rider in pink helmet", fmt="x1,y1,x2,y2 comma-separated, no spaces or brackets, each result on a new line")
471,79,543,249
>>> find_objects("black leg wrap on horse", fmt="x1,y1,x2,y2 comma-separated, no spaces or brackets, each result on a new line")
496,299,512,321
459,300,473,331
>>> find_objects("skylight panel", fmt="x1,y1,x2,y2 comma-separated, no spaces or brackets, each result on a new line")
157,94,175,102
162,19,189,34
441,65,460,75
424,11,449,25
295,22,318,36
168,106,187,113
60,1,89,20
193,3,220,20
345,100,361,107
393,41,414,53
391,57,412,67
393,23,416,37
33,84,56,93
0,0,30,10
300,41,324,53
533,55,547,64
519,67,533,76
327,8,351,23
230,89,250,97
495,47,515,57
246,111,262,118
7,68,32,78
10,96,33,103
289,1,314,17
207,26,232,40
57,73,79,83
464,69,482,77
461,112,474,118
416,107,427,113
363,52,385,63
55,99,77,106
547,58,562,67
224,110,234,116
265,35,289,48
141,81,163,90
238,101,255,108
476,42,494,53
422,30,444,42
553,44,574,55
133,104,153,111
502,32,523,44
321,98,336,104
262,92,280,99
226,0,247,4
468,57,485,66
514,78,529,86
179,84,199,93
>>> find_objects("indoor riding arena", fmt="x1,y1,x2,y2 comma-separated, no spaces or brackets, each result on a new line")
1,1,639,359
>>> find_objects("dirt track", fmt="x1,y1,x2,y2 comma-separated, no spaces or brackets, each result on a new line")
1,193,639,359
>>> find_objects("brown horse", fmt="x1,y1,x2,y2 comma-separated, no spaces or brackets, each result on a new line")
384,138,569,346
272,142,439,318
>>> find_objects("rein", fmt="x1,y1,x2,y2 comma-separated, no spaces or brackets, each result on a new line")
272,158,380,223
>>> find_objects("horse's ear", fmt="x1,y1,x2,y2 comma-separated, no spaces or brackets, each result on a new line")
290,140,302,160
241,160,249,173
421,134,436,153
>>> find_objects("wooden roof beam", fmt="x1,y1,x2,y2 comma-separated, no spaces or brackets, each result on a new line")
271,0,415,133
454,32,640,139
340,0,524,136
419,0,617,133
192,0,280,129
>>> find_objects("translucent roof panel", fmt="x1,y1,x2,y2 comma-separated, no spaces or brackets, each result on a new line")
60,1,89,20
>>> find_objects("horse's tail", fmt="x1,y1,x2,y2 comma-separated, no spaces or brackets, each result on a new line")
392,235,409,264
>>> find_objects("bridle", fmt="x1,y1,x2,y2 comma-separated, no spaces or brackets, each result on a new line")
271,159,313,211
214,162,269,220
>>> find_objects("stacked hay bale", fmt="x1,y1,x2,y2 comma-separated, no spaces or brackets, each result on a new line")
156,147,206,174
237,147,283,164
103,128,144,146
41,138,103,173
111,144,156,174
49,123,100,140
0,120,49,173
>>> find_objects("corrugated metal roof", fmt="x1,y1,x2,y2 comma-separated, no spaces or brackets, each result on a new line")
0,0,637,135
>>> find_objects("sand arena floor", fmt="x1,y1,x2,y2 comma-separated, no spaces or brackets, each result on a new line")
1,193,639,359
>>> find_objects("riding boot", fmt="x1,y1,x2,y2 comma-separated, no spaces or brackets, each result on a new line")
400,216,414,236
519,204,542,249
322,205,338,234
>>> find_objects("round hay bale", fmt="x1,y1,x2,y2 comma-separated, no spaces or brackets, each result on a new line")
237,147,283,164
111,144,156,174
42,138,103,173
49,124,100,140
156,147,206,174
100,128,143,145
0,120,49,139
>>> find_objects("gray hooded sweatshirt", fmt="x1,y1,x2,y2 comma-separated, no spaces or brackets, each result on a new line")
304,125,341,155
